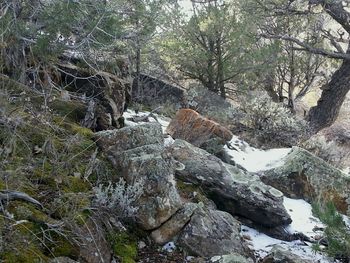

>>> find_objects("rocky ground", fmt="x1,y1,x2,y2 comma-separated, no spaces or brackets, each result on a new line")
1,74,350,263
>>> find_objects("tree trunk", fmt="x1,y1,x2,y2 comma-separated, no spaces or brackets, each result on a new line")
288,45,296,113
207,38,216,93
307,59,350,132
216,37,225,99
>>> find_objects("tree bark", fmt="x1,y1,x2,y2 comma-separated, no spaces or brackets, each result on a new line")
306,0,350,132
308,58,350,132
216,35,225,99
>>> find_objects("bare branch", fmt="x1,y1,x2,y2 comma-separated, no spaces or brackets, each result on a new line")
0,190,43,209
260,33,350,60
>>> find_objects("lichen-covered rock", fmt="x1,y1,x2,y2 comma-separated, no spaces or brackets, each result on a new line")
260,245,313,263
210,254,254,263
94,123,182,230
178,207,252,259
166,109,233,154
168,140,291,227
50,257,79,263
261,147,350,215
94,123,163,153
151,203,199,244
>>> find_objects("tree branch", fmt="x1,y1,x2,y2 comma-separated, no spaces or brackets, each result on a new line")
260,33,350,60
0,190,43,209
309,0,350,34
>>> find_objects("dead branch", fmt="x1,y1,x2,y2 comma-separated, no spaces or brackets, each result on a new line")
0,190,43,210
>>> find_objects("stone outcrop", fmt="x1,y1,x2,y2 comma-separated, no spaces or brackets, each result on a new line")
168,139,291,227
166,109,233,154
95,123,182,230
132,74,184,107
261,245,313,263
261,147,350,215
178,206,252,259
151,202,199,244
210,254,254,263
58,62,131,131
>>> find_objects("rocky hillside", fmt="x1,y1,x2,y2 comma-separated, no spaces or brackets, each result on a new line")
1,71,350,263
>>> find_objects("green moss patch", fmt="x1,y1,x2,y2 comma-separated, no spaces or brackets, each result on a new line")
109,232,138,263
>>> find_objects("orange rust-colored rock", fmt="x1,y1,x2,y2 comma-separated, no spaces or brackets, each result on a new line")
166,109,233,147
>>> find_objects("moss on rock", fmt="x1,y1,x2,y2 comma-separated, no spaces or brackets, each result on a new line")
109,232,137,263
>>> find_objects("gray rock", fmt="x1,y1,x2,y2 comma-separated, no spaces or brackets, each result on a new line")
261,245,313,263
95,123,182,230
210,254,254,263
261,146,350,215
168,139,291,227
178,207,252,259
94,123,163,153
49,258,79,263
151,202,199,244
132,74,184,108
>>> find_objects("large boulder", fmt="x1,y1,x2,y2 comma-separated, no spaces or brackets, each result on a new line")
168,139,291,227
132,74,184,108
261,147,350,215
178,206,252,259
166,109,233,154
95,123,182,230
260,245,313,263
210,254,254,263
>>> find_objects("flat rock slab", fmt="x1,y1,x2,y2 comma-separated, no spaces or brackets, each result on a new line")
168,139,291,227
151,202,199,244
168,140,291,227
261,245,313,263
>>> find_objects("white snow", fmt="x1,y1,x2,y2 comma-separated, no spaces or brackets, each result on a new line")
242,197,350,262
283,197,324,239
162,241,176,252
224,135,291,173
123,109,174,145
241,225,331,262
241,197,329,261
123,109,170,132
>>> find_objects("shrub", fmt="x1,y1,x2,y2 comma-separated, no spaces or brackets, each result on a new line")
240,93,308,147
312,202,350,261
301,135,349,168
94,178,144,218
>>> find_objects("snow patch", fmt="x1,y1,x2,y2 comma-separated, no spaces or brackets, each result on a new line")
224,135,291,173
123,109,174,145
283,197,324,239
241,226,331,262
162,241,176,252
242,197,350,262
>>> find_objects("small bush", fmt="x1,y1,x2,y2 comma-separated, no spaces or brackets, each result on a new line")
312,202,350,261
240,93,308,147
94,178,144,218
